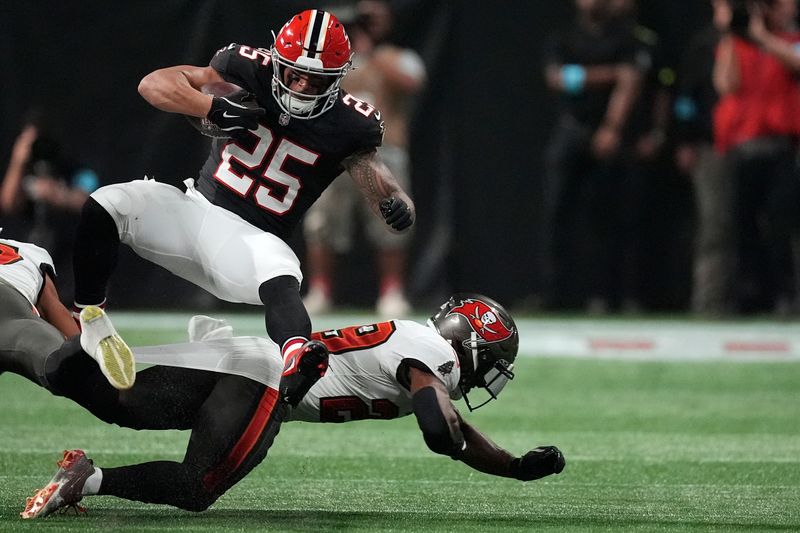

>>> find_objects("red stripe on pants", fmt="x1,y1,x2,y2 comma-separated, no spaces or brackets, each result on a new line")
202,387,279,492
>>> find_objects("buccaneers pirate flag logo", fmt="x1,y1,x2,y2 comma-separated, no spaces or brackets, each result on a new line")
446,299,514,342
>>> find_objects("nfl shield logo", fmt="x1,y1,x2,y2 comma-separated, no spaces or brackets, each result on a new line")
279,113,290,126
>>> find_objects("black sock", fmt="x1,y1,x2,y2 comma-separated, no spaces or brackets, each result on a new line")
99,461,215,512
258,276,311,348
73,197,120,305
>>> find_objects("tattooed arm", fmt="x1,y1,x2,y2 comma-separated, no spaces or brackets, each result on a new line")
343,148,416,233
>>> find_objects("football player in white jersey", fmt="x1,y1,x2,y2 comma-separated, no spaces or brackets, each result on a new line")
0,236,134,391
20,293,565,518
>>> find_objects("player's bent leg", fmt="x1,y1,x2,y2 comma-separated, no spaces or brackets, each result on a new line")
98,460,218,512
47,361,215,431
79,306,135,390
22,451,216,516
87,179,217,300
73,197,120,313
110,366,217,431
258,276,329,404
258,276,312,347
93,376,288,511
186,376,291,504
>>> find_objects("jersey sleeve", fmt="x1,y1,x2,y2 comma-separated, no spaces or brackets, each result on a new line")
380,322,461,396
343,102,385,154
22,241,56,277
363,112,385,150
36,247,56,284
209,43,271,94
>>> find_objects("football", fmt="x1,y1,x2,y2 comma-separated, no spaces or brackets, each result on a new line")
186,81,256,138
201,81,245,98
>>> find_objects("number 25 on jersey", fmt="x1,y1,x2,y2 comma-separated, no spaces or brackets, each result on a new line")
213,125,319,215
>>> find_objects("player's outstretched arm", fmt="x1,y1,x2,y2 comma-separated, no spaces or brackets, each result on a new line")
409,366,565,481
138,65,224,118
37,275,79,338
456,412,565,481
344,149,415,232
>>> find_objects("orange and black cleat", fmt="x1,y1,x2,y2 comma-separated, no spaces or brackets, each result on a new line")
21,450,95,519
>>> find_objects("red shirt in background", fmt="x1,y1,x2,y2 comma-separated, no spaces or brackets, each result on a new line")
714,33,800,153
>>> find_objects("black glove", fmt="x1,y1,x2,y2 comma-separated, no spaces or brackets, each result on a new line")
509,445,565,481
379,197,414,231
206,90,266,132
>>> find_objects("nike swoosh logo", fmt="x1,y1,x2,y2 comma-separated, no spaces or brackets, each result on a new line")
222,111,239,119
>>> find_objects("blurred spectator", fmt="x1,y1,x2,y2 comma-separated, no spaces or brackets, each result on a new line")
673,0,735,316
713,0,800,314
539,0,644,313
303,0,425,317
0,111,99,303
609,0,677,313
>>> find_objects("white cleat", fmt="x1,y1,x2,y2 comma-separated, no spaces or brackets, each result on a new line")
79,306,136,390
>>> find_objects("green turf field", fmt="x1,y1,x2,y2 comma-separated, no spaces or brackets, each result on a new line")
1,316,799,532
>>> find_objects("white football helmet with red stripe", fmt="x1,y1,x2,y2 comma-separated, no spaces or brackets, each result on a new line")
270,9,352,119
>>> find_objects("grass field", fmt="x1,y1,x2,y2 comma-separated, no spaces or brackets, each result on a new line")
1,314,799,532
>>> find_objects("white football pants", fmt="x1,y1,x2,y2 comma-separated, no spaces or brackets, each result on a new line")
91,178,302,305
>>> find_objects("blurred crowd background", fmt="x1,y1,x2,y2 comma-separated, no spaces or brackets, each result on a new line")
2,0,799,318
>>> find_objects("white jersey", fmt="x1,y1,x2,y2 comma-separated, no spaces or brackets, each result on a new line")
0,238,55,306
289,320,461,423
133,318,462,423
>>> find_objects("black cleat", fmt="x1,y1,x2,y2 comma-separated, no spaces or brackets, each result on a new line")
279,340,329,407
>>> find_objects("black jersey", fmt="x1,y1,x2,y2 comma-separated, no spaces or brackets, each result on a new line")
196,43,385,240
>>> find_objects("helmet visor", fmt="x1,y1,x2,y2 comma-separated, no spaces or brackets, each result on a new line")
461,360,514,411
484,360,514,398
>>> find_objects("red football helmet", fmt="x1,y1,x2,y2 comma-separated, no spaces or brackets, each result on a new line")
270,10,352,119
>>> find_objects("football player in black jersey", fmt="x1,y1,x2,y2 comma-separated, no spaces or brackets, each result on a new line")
70,9,416,406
